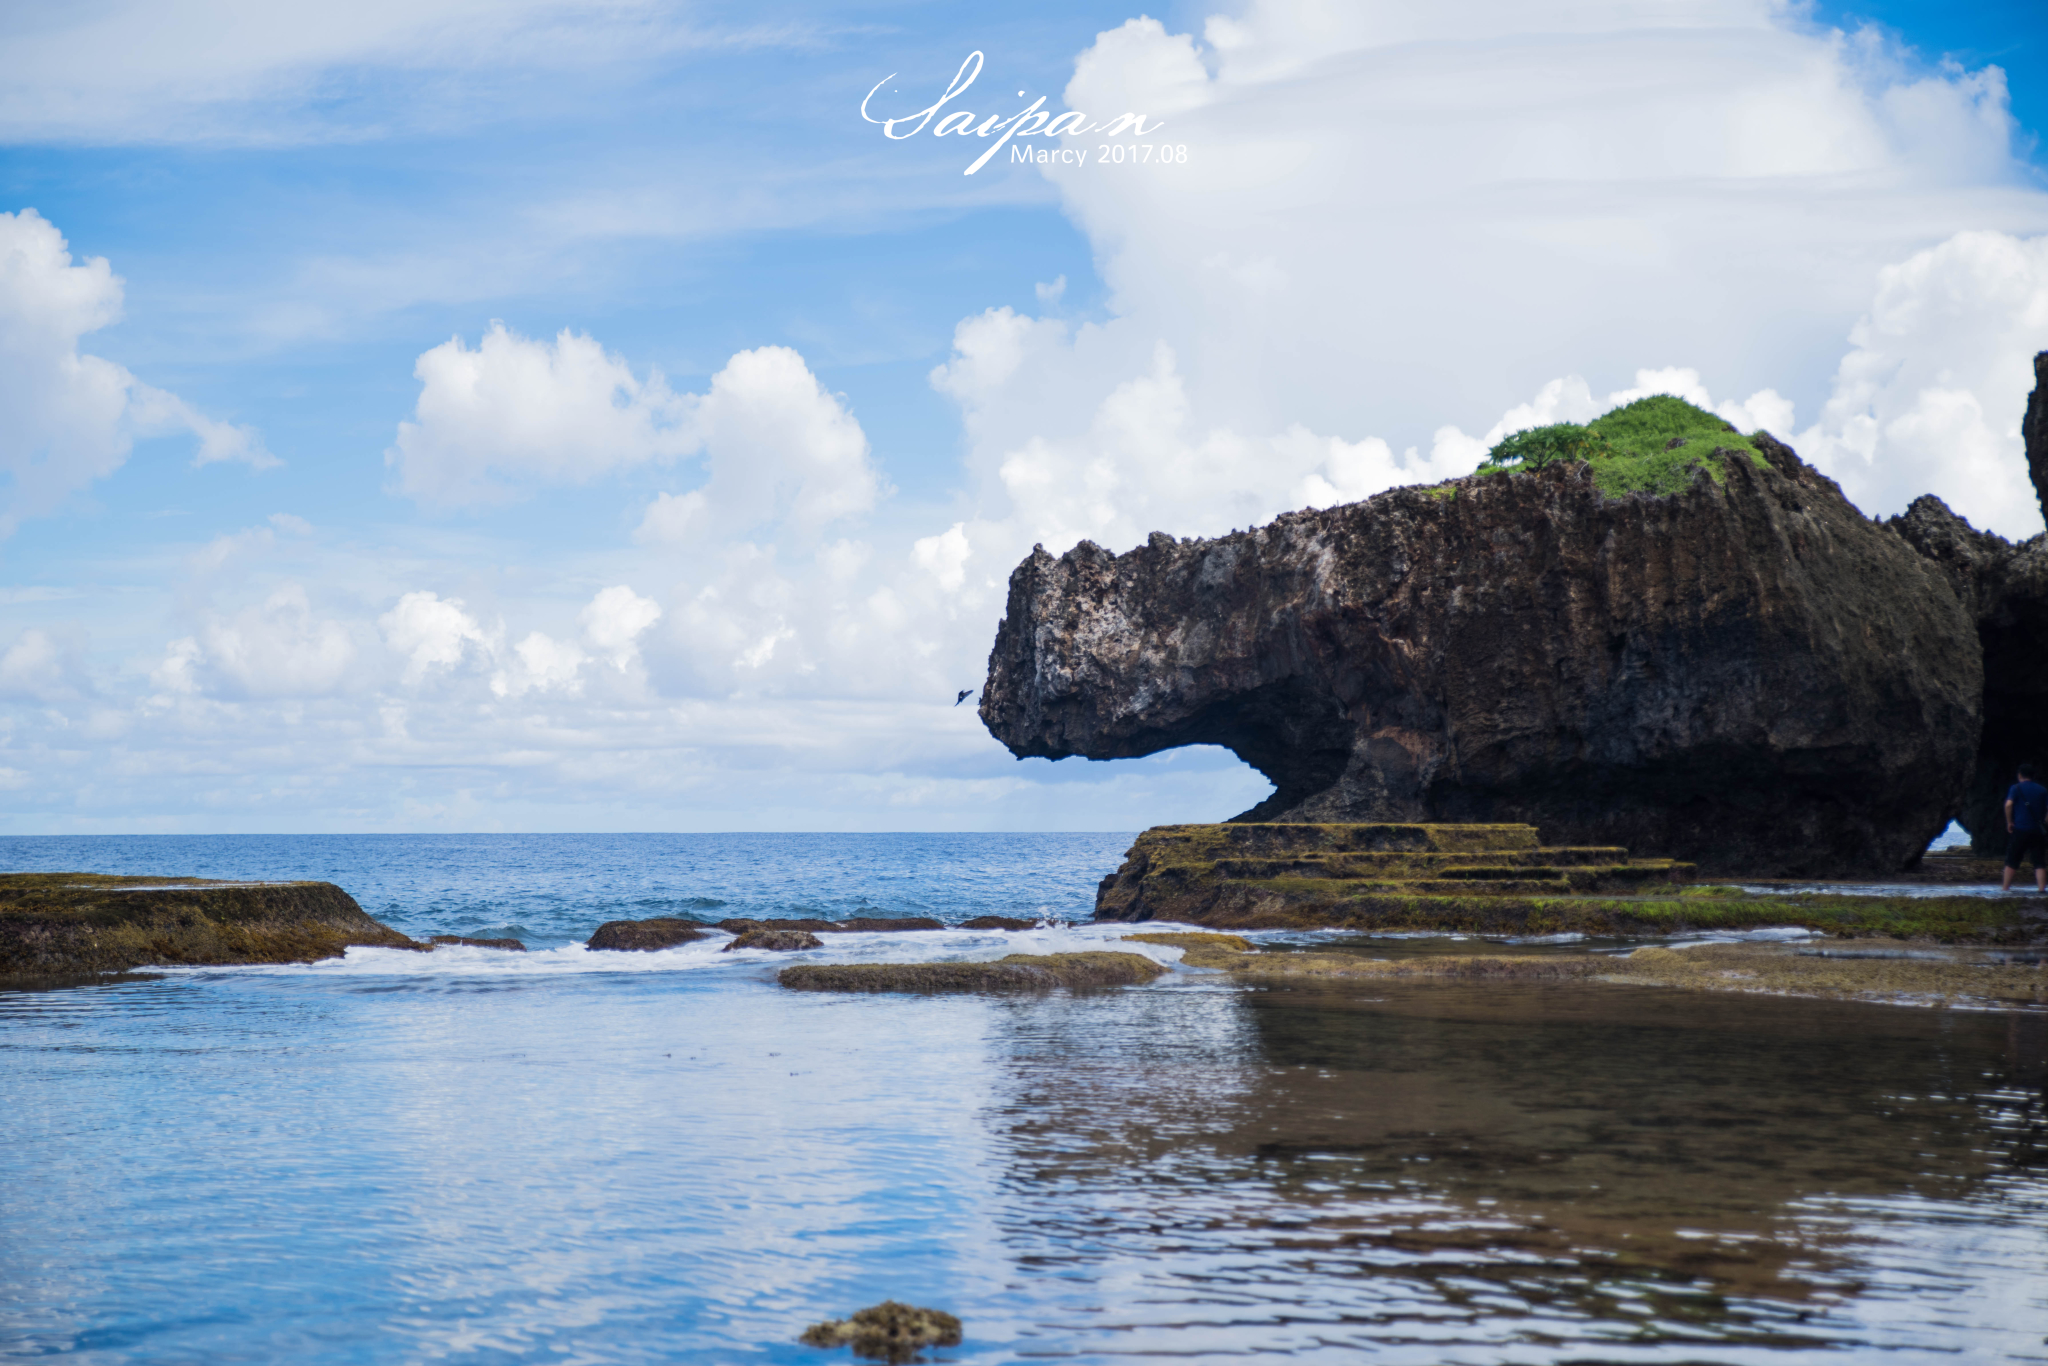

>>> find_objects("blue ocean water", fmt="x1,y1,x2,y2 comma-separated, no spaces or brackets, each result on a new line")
3,835,2046,1364
0,832,1132,941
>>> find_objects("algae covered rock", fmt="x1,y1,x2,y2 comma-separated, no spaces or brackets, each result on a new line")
981,423,1977,876
779,951,1165,993
799,1300,962,1362
0,873,417,976
1091,821,2041,942
723,927,823,952
585,918,710,952
959,915,1040,930
1097,822,1691,925
1123,930,1254,968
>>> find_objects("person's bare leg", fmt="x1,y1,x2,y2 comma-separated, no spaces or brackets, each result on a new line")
2004,862,2017,891
2033,863,2043,893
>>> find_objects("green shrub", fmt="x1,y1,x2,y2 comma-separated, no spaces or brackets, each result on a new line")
1476,395,1771,497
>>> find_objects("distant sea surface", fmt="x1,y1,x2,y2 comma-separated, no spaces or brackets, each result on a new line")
3,833,2044,1364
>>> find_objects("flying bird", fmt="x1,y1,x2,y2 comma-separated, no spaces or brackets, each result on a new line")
955,689,974,706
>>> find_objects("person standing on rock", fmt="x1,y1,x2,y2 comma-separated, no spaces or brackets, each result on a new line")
2003,763,2048,892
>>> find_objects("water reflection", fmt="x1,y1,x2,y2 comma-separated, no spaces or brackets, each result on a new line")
987,981,2048,1361
3,967,2042,1363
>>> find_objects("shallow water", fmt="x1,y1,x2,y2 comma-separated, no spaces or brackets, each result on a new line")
4,835,2046,1363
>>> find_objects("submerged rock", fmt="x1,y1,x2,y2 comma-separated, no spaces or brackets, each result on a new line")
585,918,710,952
799,1300,962,1362
428,935,525,951
723,927,823,952
980,437,1978,876
0,873,418,976
779,951,1165,993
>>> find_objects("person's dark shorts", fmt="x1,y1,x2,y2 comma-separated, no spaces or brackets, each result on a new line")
2007,828,2048,869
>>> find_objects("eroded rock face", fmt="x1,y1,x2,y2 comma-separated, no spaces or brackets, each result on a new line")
1890,513,2048,852
1884,353,2048,853
981,440,1980,875
2027,351,2048,525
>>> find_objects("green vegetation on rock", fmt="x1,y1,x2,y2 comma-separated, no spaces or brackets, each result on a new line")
1475,395,1769,497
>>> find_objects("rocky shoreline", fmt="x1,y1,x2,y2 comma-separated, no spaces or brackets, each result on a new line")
0,873,421,977
1130,931,2047,1012
1091,822,2046,943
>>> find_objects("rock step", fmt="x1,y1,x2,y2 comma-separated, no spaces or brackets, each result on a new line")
1095,822,1698,923
1206,848,1639,876
1137,822,1543,855
1306,869,1692,896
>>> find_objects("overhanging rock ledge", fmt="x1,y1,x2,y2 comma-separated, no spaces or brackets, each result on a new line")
979,437,1979,877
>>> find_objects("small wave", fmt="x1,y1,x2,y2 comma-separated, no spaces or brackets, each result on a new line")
152,920,1222,981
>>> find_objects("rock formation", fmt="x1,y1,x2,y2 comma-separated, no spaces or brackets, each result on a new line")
981,437,1980,875
0,874,417,976
1888,359,2048,852
585,917,710,951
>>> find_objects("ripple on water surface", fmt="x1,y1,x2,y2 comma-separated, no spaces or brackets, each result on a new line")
1,834,2044,1363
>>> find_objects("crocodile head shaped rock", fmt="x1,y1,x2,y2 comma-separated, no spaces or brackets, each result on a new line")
980,437,1979,877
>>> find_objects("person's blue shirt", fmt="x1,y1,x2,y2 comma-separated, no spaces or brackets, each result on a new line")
2010,780,2048,832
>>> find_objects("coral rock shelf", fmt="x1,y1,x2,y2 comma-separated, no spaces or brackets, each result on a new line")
1094,823,2045,943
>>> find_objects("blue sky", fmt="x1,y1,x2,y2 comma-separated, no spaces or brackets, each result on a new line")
3,0,2047,832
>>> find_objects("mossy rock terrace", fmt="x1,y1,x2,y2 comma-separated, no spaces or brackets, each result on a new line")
779,951,1166,993
1096,824,2044,943
0,873,418,977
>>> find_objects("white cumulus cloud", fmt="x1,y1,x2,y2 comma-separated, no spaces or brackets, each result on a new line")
0,208,270,539
1796,230,2048,536
153,584,356,699
380,590,493,682
388,323,692,506
580,585,661,669
635,345,881,542
931,2,2046,562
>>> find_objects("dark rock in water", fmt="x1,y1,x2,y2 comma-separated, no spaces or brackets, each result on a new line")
1891,495,2048,854
980,438,1978,876
428,935,526,951
585,918,710,952
958,915,1039,930
0,873,418,976
723,927,823,952
799,1300,962,1362
716,917,945,934
779,951,1165,993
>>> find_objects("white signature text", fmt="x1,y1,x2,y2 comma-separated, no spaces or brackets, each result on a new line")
862,51,1165,175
